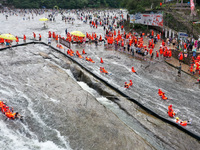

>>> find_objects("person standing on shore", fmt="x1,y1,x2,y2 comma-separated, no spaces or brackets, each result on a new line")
39,34,41,41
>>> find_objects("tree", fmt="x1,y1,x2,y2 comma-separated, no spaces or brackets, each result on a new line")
6,0,121,9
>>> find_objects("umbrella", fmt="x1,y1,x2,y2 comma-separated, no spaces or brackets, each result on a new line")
39,18,48,21
0,33,16,40
70,31,85,37
54,5,59,10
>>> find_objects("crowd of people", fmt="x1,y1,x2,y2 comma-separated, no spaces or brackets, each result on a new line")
0,7,199,126
0,100,21,120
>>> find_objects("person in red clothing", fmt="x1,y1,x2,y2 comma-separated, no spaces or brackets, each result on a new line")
16,36,19,44
33,32,36,39
131,67,138,75
158,89,164,96
48,31,51,38
167,104,176,117
178,52,183,62
156,51,159,59
23,34,26,43
124,82,129,88
55,35,58,43
121,25,124,31
168,109,175,117
100,58,104,63
150,49,153,55
100,67,108,74
129,80,133,86
168,104,173,111
39,34,41,41
159,47,163,56
161,93,168,100
82,49,86,54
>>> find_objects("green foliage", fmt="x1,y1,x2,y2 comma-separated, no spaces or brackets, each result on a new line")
122,0,163,14
6,0,121,8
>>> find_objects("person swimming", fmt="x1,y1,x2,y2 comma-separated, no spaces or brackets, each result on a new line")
175,117,192,126
124,82,129,88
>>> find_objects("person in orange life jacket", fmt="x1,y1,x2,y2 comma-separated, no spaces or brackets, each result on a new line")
102,67,108,74
99,35,102,41
55,35,58,43
76,50,80,56
5,111,16,119
180,120,191,126
89,57,93,62
100,67,107,74
156,51,159,59
159,47,163,55
16,36,19,44
161,92,168,100
168,104,173,111
175,117,180,123
33,32,36,39
1,105,9,114
48,31,51,38
178,52,183,62
85,57,90,61
158,89,164,96
100,58,104,63
23,35,26,43
131,67,136,73
82,49,86,54
168,108,175,117
124,82,129,88
176,117,191,126
39,34,41,41
131,67,138,75
168,105,175,117
0,101,5,111
129,80,133,86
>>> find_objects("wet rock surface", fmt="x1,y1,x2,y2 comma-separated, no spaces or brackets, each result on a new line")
70,43,200,137
0,44,156,149
68,50,200,150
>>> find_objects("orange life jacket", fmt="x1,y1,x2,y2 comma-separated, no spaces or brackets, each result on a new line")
100,58,104,63
5,112,16,119
102,68,108,74
150,49,153,55
158,89,163,96
168,110,175,117
82,49,86,54
180,121,187,126
162,94,168,100
124,83,129,88
132,67,136,73
86,57,90,61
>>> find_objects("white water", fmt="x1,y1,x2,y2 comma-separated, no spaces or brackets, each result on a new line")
0,120,71,150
